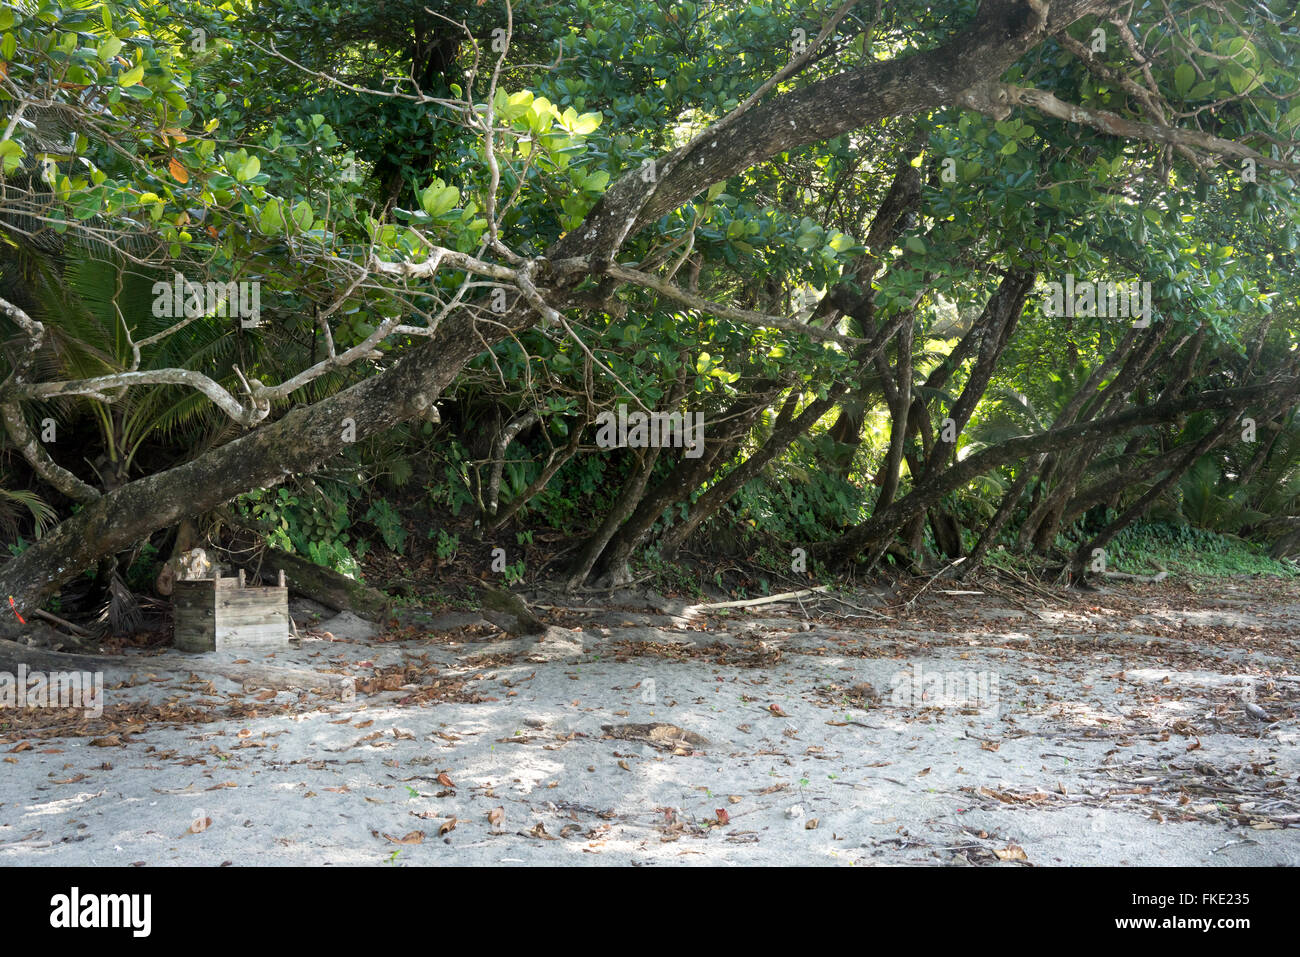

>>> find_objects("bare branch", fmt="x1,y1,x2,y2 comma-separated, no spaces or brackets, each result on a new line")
604,263,867,348
0,401,100,503
22,370,269,427
964,81,1300,172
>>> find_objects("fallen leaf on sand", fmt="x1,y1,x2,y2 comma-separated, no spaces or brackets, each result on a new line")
994,844,1028,861
384,830,425,845
488,806,505,830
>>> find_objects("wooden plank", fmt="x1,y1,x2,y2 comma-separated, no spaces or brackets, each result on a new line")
173,580,217,652
213,585,289,651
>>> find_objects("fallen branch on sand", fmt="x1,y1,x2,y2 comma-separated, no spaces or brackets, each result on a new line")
686,586,831,612
0,638,354,697
1101,569,1170,583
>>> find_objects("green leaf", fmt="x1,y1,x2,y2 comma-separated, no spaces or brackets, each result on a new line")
291,200,313,231
258,200,284,233
571,111,602,135
906,236,927,255
97,36,122,61
118,63,144,87
0,139,23,175
506,90,534,115
580,169,609,193
1173,64,1195,97
235,155,260,182
420,183,459,217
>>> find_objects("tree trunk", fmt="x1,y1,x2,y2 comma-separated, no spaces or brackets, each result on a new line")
817,377,1300,567
565,446,665,590
0,304,526,632
1072,409,1245,576
657,386,846,558
578,382,782,584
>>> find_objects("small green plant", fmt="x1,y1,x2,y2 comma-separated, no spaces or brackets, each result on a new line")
238,485,365,578
502,559,526,586
640,548,705,598
365,498,408,554
432,529,460,561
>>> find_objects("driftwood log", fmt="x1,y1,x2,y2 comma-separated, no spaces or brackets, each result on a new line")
476,583,546,635
218,511,393,621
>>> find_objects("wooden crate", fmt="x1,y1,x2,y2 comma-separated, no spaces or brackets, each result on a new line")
173,572,290,652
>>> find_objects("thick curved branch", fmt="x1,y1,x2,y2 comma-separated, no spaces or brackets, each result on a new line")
554,0,1112,264
0,296,44,386
22,369,268,427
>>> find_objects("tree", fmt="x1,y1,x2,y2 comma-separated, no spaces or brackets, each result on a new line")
3,0,1300,636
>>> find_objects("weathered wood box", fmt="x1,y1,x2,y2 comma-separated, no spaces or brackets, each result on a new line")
173,571,290,652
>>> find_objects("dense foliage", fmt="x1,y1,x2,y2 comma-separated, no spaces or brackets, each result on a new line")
3,0,1300,621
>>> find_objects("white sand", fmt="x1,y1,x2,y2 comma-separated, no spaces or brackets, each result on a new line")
2,585,1297,866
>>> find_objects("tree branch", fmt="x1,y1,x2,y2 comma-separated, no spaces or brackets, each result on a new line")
605,263,866,347
967,82,1300,172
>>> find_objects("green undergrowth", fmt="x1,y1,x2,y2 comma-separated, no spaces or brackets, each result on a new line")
1105,522,1299,578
